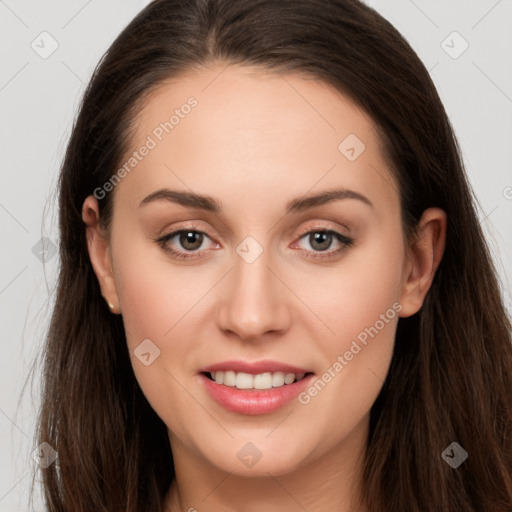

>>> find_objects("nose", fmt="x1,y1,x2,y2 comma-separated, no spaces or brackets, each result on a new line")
216,247,292,342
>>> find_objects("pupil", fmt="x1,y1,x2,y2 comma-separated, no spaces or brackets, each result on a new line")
311,232,331,251
180,231,203,250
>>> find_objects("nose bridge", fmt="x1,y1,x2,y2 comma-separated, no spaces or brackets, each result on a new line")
217,238,290,340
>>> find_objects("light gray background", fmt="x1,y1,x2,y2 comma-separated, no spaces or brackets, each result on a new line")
1,1,511,510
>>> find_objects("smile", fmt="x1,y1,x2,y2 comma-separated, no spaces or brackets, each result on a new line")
198,360,315,415
205,370,309,390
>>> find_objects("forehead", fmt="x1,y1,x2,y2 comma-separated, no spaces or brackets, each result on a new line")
114,63,398,216
135,63,379,153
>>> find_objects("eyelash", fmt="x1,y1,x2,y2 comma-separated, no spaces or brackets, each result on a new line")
155,224,354,261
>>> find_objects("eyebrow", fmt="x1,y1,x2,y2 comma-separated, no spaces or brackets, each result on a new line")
139,187,373,212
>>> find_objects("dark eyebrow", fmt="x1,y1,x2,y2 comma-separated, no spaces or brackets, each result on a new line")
139,189,221,212
286,188,373,212
139,187,373,212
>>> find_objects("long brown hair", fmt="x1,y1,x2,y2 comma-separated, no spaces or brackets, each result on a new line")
32,0,512,510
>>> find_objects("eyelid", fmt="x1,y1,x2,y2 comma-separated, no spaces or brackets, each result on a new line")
155,221,354,260
291,227,353,257
155,220,209,239
163,225,218,245
295,221,352,238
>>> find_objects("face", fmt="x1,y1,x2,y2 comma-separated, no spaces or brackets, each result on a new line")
84,63,443,481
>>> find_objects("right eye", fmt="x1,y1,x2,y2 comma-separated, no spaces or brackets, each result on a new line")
156,228,219,260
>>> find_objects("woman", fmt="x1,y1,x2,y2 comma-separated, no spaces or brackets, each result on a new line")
34,0,512,510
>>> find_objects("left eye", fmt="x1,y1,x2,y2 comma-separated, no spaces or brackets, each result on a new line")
294,229,353,257
156,228,353,260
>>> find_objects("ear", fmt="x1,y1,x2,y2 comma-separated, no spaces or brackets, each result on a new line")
82,195,120,314
398,207,447,317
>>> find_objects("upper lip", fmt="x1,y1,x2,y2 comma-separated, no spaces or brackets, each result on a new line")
199,360,312,375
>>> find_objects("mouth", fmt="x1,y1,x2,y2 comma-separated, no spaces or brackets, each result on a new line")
198,361,316,415
202,370,314,390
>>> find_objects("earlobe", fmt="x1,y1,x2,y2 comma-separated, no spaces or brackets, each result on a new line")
398,207,447,317
82,195,121,314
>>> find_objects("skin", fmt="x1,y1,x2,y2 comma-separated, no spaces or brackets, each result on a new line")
82,63,446,512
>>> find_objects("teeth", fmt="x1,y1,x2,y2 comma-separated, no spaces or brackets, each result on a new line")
272,372,285,387
212,371,223,384
223,371,236,387
253,372,273,389
284,373,295,385
208,370,307,389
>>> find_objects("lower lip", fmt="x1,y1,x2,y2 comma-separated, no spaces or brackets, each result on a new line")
199,373,315,415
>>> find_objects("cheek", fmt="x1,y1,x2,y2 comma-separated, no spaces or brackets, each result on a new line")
292,231,403,426
114,262,174,346
112,249,202,434
110,239,188,381
112,233,205,346
295,227,405,342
